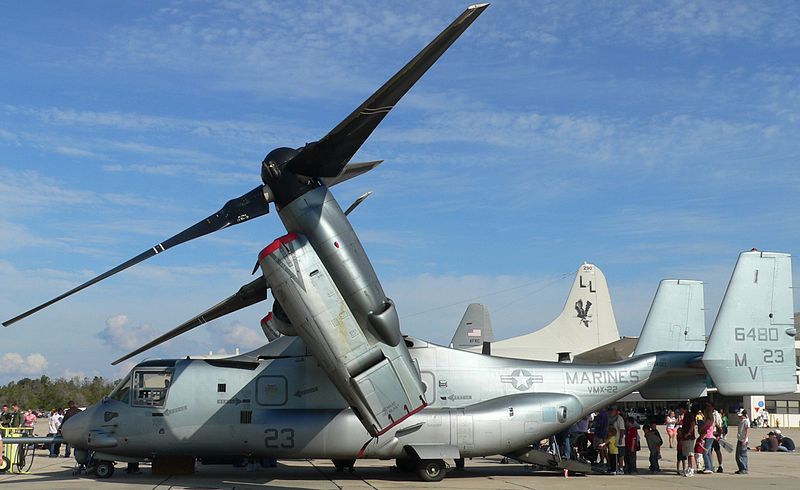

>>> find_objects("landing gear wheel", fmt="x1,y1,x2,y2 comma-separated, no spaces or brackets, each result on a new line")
95,460,115,479
416,459,446,482
332,459,355,472
0,456,10,473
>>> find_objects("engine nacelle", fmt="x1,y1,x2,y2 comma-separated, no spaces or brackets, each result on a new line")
260,314,281,341
258,232,426,436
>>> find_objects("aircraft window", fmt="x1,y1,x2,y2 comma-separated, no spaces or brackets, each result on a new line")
108,374,132,404
132,369,173,407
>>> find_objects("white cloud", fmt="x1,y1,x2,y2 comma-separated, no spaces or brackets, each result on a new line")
0,168,94,210
4,105,305,147
54,146,102,158
0,219,47,251
210,320,264,351
0,352,48,374
96,314,158,351
0,128,21,145
97,1,447,100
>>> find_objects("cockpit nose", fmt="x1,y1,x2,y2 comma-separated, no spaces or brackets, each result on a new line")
60,404,94,447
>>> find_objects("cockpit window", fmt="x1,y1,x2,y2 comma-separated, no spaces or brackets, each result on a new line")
108,373,132,403
131,369,173,407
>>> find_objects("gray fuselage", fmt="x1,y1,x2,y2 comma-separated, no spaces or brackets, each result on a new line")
62,335,699,462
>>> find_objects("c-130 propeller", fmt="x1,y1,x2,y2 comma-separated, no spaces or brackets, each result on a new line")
5,4,489,436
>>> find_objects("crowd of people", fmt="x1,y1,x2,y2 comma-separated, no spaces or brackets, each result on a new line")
0,403,40,429
0,401,81,460
557,401,776,476
757,430,796,452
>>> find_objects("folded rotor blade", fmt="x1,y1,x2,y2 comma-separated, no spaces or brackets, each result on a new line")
4,185,271,327
111,276,268,365
287,4,488,178
320,160,383,187
344,191,373,216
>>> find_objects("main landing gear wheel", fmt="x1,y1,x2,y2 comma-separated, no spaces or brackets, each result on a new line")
0,456,10,473
416,459,446,482
95,460,115,479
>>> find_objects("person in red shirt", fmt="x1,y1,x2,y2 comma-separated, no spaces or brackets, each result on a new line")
624,416,639,474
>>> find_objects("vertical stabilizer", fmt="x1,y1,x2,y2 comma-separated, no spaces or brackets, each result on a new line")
633,280,705,356
703,251,796,395
450,303,493,350
489,263,621,361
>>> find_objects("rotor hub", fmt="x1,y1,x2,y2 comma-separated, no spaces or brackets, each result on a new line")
261,147,300,184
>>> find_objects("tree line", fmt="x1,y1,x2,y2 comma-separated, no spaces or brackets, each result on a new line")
0,375,117,410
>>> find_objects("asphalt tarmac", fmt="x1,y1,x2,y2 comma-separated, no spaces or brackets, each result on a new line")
2,426,798,489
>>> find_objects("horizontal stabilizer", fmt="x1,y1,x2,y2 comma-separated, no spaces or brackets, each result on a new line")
639,373,707,400
634,279,705,356
573,337,638,363
703,251,796,395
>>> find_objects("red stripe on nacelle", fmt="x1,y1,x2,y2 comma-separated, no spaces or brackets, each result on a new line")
261,313,273,325
258,233,299,262
374,400,428,436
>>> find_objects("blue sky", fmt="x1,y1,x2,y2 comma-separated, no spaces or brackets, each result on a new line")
1,1,798,383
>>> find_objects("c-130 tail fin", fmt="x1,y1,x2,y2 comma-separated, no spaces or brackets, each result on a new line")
449,303,494,350
703,251,797,396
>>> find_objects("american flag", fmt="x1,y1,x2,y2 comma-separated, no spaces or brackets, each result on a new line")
467,328,481,337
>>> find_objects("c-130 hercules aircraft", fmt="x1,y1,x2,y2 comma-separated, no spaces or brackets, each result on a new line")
4,4,797,482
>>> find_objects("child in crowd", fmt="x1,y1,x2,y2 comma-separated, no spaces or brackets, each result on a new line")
624,417,639,474
644,423,663,472
676,426,687,475
607,427,619,474
694,434,706,475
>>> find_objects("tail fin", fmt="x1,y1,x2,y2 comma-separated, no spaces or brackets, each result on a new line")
489,263,621,361
634,280,705,356
703,251,797,395
635,279,708,399
450,303,493,350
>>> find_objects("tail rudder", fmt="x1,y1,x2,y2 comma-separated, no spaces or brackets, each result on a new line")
557,263,620,348
634,279,708,399
487,262,621,361
633,279,705,356
703,250,796,395
449,303,493,350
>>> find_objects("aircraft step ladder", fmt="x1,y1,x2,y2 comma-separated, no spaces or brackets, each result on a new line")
503,438,602,475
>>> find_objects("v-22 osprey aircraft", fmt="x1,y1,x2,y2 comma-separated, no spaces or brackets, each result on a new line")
4,4,797,482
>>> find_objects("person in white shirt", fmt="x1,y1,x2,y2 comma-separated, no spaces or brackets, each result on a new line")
735,409,750,474
48,409,61,457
